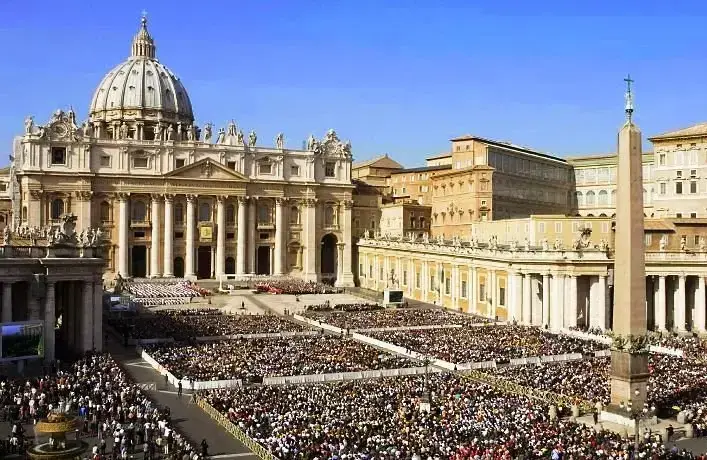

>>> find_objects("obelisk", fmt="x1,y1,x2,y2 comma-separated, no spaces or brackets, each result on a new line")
609,75,649,411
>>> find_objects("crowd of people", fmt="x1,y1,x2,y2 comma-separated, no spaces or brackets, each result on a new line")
123,281,207,306
304,302,382,313
303,307,489,329
0,353,204,459
199,373,696,459
254,278,340,295
369,325,607,363
484,354,707,417
107,310,309,341
144,335,417,383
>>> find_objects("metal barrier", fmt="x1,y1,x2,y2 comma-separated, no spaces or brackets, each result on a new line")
195,396,279,460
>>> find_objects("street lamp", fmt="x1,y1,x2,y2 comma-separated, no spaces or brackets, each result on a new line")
619,389,656,453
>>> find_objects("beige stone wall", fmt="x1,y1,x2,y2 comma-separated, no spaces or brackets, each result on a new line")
651,138,707,218
430,166,493,237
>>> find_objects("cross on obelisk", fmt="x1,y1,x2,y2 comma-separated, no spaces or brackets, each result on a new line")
606,75,649,419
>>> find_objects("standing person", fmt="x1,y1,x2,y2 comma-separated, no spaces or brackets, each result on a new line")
201,439,209,457
177,381,182,397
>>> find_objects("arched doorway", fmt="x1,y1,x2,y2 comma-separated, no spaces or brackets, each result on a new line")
131,246,147,278
320,234,338,278
174,257,185,278
256,246,271,275
225,257,235,274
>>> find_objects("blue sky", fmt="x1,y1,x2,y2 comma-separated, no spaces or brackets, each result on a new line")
1,1,707,167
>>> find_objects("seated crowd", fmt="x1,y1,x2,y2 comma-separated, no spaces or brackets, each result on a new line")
369,325,607,363
485,354,707,416
303,307,489,329
124,281,207,306
0,353,202,459
145,336,417,382
107,310,309,341
254,278,340,295
200,373,693,459
305,301,382,313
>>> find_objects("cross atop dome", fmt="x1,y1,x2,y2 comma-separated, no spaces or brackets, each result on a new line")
131,12,155,59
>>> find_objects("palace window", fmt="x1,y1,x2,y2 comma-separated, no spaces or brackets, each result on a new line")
445,277,451,295
99,202,110,222
133,157,148,168
174,204,184,224
692,213,698,219
51,198,64,220
51,147,67,165
479,283,486,302
132,201,147,222
461,280,467,298
659,154,666,166
660,183,666,195
415,272,421,289
402,270,408,286
199,202,211,222
598,190,608,205
499,287,506,306
100,155,111,167
325,162,336,177
676,182,683,195
226,205,235,224
575,191,584,206
176,159,186,169
259,162,272,175
291,165,300,176
22,206,27,222
585,191,596,206
227,161,236,170
691,181,698,194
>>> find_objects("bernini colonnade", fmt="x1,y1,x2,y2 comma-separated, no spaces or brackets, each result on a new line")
358,236,707,333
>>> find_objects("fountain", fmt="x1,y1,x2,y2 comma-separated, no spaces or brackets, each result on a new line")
26,403,88,460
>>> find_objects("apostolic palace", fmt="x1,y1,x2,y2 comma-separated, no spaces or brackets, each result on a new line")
2,16,707,340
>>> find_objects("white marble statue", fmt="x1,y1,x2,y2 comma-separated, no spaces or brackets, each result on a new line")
83,121,93,138
154,123,162,140
700,236,706,251
167,124,175,141
119,122,128,139
681,235,687,251
276,132,284,149
24,116,34,134
541,238,549,251
203,123,213,142
227,121,237,137
659,235,667,251
237,129,244,145
307,134,316,151
248,130,257,147
216,128,225,144
186,125,195,141
176,123,183,141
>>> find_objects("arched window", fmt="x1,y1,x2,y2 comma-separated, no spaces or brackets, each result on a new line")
575,191,584,207
51,198,64,220
585,191,596,206
258,204,271,224
199,202,211,222
290,206,300,224
132,201,147,221
598,190,608,205
22,206,27,222
100,201,111,222
325,206,335,226
174,203,184,224
611,190,616,205
226,205,235,224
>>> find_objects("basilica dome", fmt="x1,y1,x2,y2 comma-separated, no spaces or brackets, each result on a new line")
88,17,194,134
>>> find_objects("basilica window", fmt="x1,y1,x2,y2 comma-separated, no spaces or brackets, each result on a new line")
51,198,64,220
175,159,186,169
133,157,148,168
199,202,211,222
325,206,336,227
100,202,111,222
51,147,67,165
226,205,235,224
22,206,27,222
259,162,272,175
174,204,184,224
258,204,272,224
325,162,336,178
290,206,300,225
100,155,111,167
132,201,147,222
291,165,300,177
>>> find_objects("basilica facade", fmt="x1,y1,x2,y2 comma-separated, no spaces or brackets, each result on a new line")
11,17,355,285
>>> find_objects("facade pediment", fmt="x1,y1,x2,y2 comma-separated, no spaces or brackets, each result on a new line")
164,158,249,182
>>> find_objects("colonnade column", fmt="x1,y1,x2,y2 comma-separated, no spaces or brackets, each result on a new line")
674,275,687,331
93,280,103,352
695,276,706,333
215,196,226,278
654,275,666,331
117,193,129,277
566,275,578,328
451,265,459,310
339,200,354,286
2,282,12,323
185,195,196,279
422,262,429,302
82,280,94,352
163,195,174,277
593,275,607,330
470,267,477,314
550,275,565,331
542,274,550,327
150,195,161,277
274,198,284,275
303,199,318,281
512,272,523,323
247,198,257,274
522,274,532,325
44,282,56,363
236,197,247,275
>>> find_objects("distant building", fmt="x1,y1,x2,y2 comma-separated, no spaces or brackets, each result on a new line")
351,154,403,190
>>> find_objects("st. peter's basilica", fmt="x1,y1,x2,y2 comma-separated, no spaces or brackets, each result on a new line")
10,16,355,286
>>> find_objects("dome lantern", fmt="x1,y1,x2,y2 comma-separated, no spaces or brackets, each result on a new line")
131,15,156,59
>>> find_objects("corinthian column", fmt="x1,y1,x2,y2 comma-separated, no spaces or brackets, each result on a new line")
163,195,174,277
150,194,161,277
215,196,226,277
236,197,247,274
117,193,129,277
303,198,318,282
274,197,285,275
336,199,354,287
185,194,196,279
247,197,256,274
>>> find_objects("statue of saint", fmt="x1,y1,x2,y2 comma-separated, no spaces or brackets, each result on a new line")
167,124,175,141
83,121,93,138
176,123,183,141
306,134,316,151
216,128,225,144
276,132,284,149
203,123,213,142
186,125,194,141
119,122,128,139
248,130,257,147
237,129,244,145
24,116,34,134
154,123,162,140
